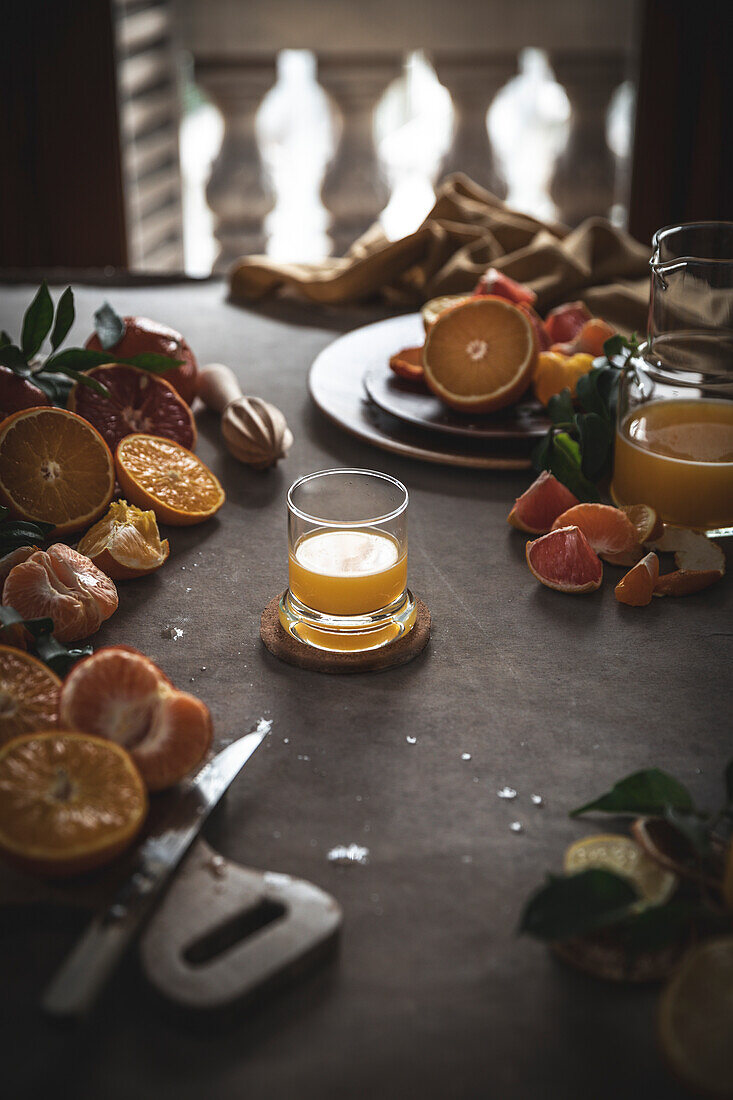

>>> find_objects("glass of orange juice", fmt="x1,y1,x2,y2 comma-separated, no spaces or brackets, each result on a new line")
612,222,733,535
279,469,416,652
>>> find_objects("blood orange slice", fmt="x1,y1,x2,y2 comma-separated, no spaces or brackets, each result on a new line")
508,472,580,534
68,364,196,453
0,731,147,877
526,525,603,593
85,315,199,406
59,646,213,791
423,297,536,413
2,544,118,643
552,503,640,563
0,646,61,743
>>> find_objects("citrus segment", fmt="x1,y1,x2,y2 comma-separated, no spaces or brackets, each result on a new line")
0,646,61,743
423,297,536,413
389,345,424,382
115,434,225,526
68,364,196,452
507,471,579,534
59,646,212,791
532,351,594,407
2,544,118,643
0,407,114,536
544,301,591,345
85,315,199,405
77,499,170,580
621,504,664,544
0,731,147,877
552,503,640,561
564,834,676,908
658,937,733,1097
526,525,603,593
615,552,659,607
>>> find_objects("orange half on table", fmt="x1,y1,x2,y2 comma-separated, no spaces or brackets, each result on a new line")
115,433,225,526
0,646,61,743
423,297,536,413
0,407,114,536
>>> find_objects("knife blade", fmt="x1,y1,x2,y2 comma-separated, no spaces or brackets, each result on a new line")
41,722,269,1021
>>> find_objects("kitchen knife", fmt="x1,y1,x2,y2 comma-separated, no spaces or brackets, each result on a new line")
41,723,268,1021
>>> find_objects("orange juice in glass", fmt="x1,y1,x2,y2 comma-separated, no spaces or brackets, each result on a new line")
611,221,733,536
279,469,415,652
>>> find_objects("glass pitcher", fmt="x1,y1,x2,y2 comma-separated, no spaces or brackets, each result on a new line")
611,221,733,536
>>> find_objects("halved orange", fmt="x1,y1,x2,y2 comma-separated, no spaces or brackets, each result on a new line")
115,434,225,526
0,646,61,743
0,407,114,536
77,499,170,580
0,730,147,877
423,297,536,413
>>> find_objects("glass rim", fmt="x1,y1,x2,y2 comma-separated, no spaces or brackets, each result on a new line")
287,468,409,526
652,221,733,268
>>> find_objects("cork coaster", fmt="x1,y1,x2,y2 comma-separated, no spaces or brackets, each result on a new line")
260,594,431,674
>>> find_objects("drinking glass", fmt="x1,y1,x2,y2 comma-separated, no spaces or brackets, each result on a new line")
279,469,416,652
611,221,733,535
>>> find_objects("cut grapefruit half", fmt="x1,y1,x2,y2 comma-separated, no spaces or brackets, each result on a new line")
68,364,196,453
423,297,536,413
526,525,603,593
507,471,580,534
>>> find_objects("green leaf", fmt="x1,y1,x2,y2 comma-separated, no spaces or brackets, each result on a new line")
663,807,713,858
531,430,553,473
21,281,54,359
94,301,125,350
0,331,11,348
548,432,600,501
42,367,111,399
575,411,612,481
0,343,30,371
43,347,117,372
618,899,696,953
603,333,628,359
122,352,183,373
34,633,92,677
519,869,638,941
0,517,53,553
547,388,575,428
570,768,695,818
31,372,73,406
50,287,75,350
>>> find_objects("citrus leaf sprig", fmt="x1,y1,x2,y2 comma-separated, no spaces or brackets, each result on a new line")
0,283,184,407
0,506,54,553
532,333,644,500
0,605,91,676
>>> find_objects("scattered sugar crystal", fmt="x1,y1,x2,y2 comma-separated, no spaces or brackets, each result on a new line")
406,736,417,744
531,794,544,806
327,844,369,865
497,786,517,800
162,625,184,640
461,752,472,761
509,821,523,833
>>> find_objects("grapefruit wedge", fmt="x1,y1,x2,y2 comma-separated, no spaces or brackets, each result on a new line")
526,525,603,593
508,472,580,534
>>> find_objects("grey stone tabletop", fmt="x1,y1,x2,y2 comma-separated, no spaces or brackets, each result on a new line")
1,280,730,1100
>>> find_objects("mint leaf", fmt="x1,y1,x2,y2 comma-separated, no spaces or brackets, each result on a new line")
50,287,75,350
94,301,125,350
519,869,638,941
122,352,183,373
21,281,54,359
0,343,29,371
570,769,694,818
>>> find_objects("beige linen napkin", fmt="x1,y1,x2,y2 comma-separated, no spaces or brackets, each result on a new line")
230,174,651,335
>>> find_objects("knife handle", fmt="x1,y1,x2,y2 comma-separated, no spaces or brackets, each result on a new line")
41,917,133,1021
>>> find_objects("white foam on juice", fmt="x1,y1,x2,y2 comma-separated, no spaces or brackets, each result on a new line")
295,530,399,577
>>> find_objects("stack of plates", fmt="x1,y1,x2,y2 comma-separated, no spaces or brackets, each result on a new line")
309,314,548,470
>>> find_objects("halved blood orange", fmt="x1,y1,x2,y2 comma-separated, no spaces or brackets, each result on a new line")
59,646,213,791
76,499,170,580
526,525,603,593
552,503,640,563
0,646,61,743
0,731,147,877
85,316,199,405
2,543,118,643
115,434,225,526
508,472,580,534
68,364,196,453
423,297,536,413
0,407,114,536
615,552,659,607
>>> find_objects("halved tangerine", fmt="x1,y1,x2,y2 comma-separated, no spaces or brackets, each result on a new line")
68,363,196,453
507,471,580,534
2,543,118,643
115,434,225,526
423,297,536,413
552,503,640,563
526,525,603,593
59,646,213,791
0,646,61,743
0,407,114,536
76,499,170,580
0,730,147,877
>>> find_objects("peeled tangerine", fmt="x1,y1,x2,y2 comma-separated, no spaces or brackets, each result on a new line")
2,544,118,643
508,472,579,534
552,503,641,564
59,646,213,791
526,526,603,594
77,499,169,580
